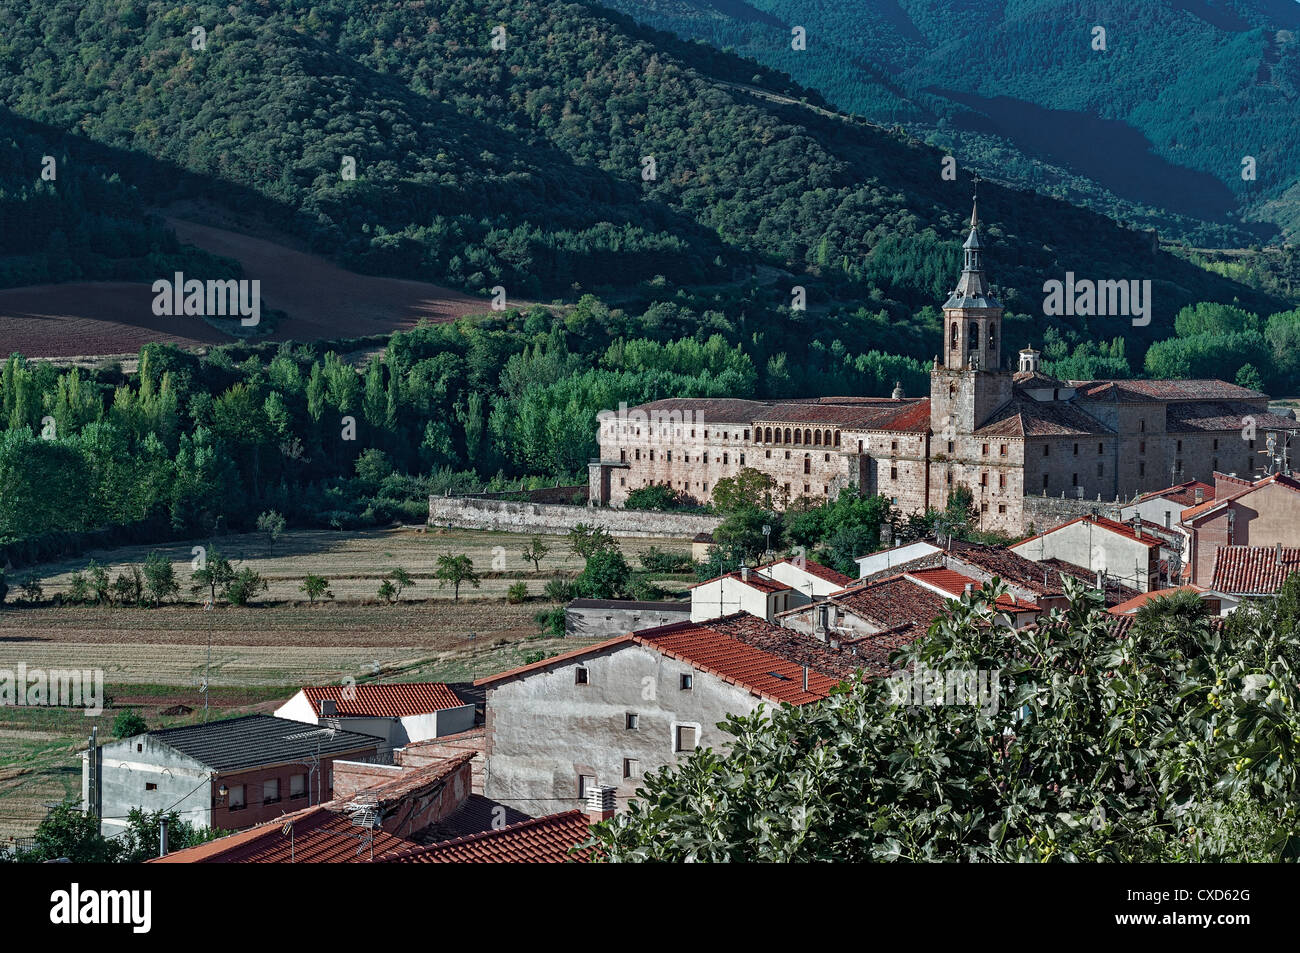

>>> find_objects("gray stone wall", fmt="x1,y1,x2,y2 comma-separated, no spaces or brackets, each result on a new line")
565,601,691,639
1021,493,1123,537
429,495,721,538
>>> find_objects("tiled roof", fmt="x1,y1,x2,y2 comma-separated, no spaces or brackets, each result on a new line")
1135,480,1214,507
626,397,931,432
1013,371,1067,389
1182,473,1300,523
335,753,475,815
568,598,690,611
302,683,466,718
383,811,595,863
1038,558,1142,607
476,616,856,704
1211,546,1300,595
827,575,950,638
944,540,1070,597
906,568,1039,611
417,795,531,844
1108,586,1213,615
150,806,416,863
629,398,775,424
1013,515,1162,550
1072,379,1265,402
687,570,791,593
975,398,1111,437
1166,402,1294,433
758,557,855,588
757,400,925,429
143,715,383,772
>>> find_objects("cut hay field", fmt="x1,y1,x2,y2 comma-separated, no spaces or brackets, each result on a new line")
14,525,692,603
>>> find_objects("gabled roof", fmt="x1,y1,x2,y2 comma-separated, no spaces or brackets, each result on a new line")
150,806,416,863
475,616,856,705
974,398,1111,437
1211,546,1300,595
687,570,791,594
301,683,466,719
1134,480,1214,508
944,540,1070,597
1182,472,1300,524
1108,585,1215,616
905,568,1039,612
382,810,595,863
823,574,950,640
1071,379,1265,402
1012,515,1162,550
756,557,854,588
1167,402,1295,433
140,715,383,772
1038,558,1142,607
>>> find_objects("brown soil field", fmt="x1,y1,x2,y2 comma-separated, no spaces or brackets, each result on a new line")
0,213,499,360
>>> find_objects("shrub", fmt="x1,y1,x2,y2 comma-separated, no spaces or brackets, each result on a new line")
113,710,147,739
224,568,268,606
544,578,576,602
638,546,694,574
507,581,529,603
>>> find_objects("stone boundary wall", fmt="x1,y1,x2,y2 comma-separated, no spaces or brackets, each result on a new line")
1021,493,1125,536
429,495,722,538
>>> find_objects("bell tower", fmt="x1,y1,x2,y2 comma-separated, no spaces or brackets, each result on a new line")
931,194,1013,436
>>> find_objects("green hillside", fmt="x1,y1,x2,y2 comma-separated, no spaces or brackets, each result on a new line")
600,0,1300,245
0,0,1281,364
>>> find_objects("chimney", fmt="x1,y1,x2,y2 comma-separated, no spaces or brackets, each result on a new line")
586,785,616,822
1096,571,1103,589
963,582,974,596
319,698,337,717
1277,542,1283,567
1194,487,1204,503
1133,515,1143,539
802,667,809,693
159,816,168,858
740,566,750,583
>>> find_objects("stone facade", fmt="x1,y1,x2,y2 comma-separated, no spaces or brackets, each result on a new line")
588,202,1297,537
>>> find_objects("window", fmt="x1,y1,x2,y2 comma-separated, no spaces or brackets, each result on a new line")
998,504,1007,514
999,445,1007,457
1043,445,1050,456
740,453,745,465
1042,474,1049,489
722,452,728,465
1098,443,1103,455
680,673,693,691
625,713,639,730
1176,440,1183,453
947,441,954,454
1139,418,1145,432
784,451,791,460
981,443,989,456
1073,443,1079,456
980,472,988,487
803,456,811,474
290,774,306,799
1139,441,1145,454
228,784,246,810
634,449,640,461
1096,463,1103,477
891,440,898,451
575,667,589,685
1213,439,1219,450
804,484,810,493
824,453,830,462
1072,473,1079,487
998,474,1007,488
145,782,157,791
1139,462,1146,477
744,430,750,441
623,758,640,779
765,450,770,459
891,466,898,480
263,778,281,805
676,725,698,752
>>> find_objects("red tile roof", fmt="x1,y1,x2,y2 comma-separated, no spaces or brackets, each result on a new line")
1135,480,1214,508
1013,515,1162,550
944,540,1070,597
627,397,930,433
759,557,854,588
905,568,1040,611
1167,402,1295,433
1211,546,1300,595
1071,379,1264,402
475,617,856,705
382,810,595,863
1182,472,1300,523
687,570,791,593
1107,585,1213,615
826,575,950,637
302,683,465,718
975,398,1112,437
150,806,417,863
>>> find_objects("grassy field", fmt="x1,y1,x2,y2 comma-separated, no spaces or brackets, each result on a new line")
13,526,694,603
0,525,692,838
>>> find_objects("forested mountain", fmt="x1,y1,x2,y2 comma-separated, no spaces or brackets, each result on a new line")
0,0,1280,360
600,0,1300,245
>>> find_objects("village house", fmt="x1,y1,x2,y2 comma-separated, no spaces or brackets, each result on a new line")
1010,515,1163,592
1181,472,1300,588
1208,544,1300,601
474,614,863,814
85,715,385,836
1107,585,1233,617
565,598,691,638
688,557,853,622
274,683,476,749
589,202,1295,535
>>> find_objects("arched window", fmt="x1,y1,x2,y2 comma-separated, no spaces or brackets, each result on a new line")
794,429,802,444
764,427,772,442
968,322,978,348
834,431,841,447
988,325,996,351
950,323,958,348
949,383,957,399
784,428,792,443
804,429,812,445
814,430,822,446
